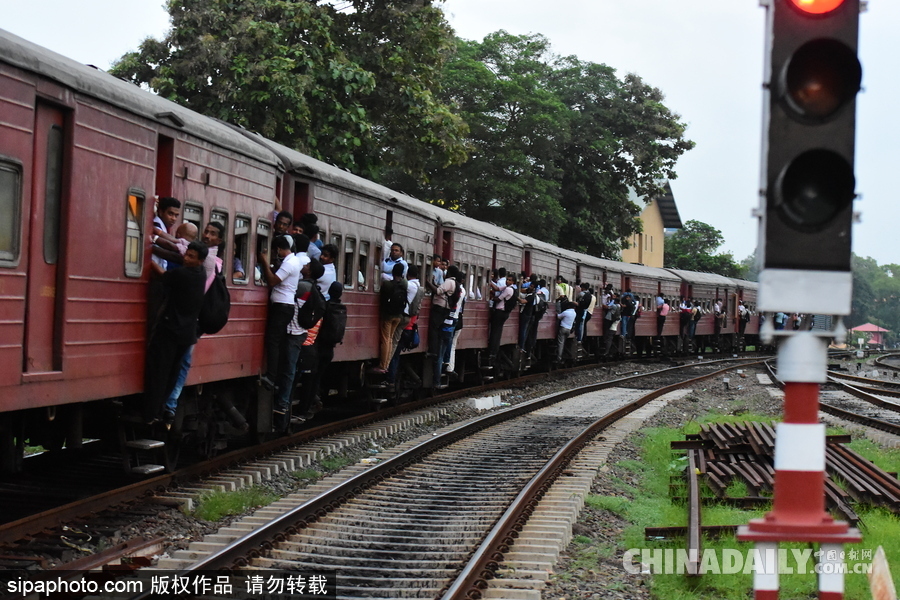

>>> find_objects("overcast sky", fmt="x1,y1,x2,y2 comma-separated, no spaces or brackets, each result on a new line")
4,0,898,266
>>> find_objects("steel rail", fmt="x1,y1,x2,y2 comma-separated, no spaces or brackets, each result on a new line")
765,362,900,437
440,361,758,600
2,355,762,546
124,357,763,600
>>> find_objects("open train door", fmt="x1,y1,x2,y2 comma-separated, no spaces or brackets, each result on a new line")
23,103,67,374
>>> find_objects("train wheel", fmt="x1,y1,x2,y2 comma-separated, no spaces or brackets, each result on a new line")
0,413,25,473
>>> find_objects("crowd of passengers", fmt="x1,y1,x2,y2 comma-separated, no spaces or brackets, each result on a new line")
142,197,757,431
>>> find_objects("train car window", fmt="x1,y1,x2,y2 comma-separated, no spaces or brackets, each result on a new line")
255,219,271,286
417,253,425,280
358,241,369,291
124,190,145,277
476,266,485,301
343,237,357,289
183,203,202,229
330,233,341,247
210,210,228,273
232,215,250,284
0,162,22,265
43,125,64,265
407,250,415,266
330,233,342,278
373,242,382,291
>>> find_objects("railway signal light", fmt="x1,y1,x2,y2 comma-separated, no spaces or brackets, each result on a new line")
757,0,861,315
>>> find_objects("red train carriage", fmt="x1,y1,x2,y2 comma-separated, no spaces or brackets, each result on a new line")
0,30,281,469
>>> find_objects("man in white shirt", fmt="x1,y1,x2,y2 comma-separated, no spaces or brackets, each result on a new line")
258,235,302,388
151,196,181,273
318,243,339,299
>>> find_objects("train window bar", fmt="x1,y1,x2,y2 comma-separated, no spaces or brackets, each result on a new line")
182,202,203,229
124,189,145,277
358,241,369,291
0,160,23,266
343,237,356,289
255,219,271,286
373,241,382,292
232,215,250,284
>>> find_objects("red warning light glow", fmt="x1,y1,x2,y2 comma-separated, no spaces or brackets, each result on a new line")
788,0,845,14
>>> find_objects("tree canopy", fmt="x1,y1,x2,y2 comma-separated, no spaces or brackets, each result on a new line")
390,31,694,257
110,0,469,180
664,220,746,278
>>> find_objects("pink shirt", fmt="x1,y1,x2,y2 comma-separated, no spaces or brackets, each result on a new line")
659,303,671,316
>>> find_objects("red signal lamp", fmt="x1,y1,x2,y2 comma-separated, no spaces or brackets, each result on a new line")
788,0,845,14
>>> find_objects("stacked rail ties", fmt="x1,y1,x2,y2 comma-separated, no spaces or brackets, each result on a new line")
661,422,900,575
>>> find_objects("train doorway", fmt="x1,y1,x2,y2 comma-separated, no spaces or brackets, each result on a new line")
24,103,66,373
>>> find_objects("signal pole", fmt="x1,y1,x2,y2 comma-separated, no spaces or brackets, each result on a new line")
738,0,863,598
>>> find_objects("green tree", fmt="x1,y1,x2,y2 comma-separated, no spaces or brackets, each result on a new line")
664,220,746,278
396,31,693,256
110,0,467,180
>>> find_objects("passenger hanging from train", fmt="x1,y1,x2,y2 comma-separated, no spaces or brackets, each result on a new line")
689,300,702,342
518,275,538,352
524,279,550,359
575,282,594,343
554,275,571,311
381,230,408,281
555,301,577,363
160,222,225,424
372,263,408,375
427,254,444,294
270,211,293,271
445,270,467,378
657,296,670,339
304,223,322,260
602,295,622,358
489,268,508,309
387,265,425,386
620,292,635,348
151,222,198,271
318,244,339,300
738,300,750,337
428,264,459,361
487,272,517,366
679,298,692,340
308,280,346,420
435,268,463,388
272,259,325,432
150,197,182,274
143,241,208,424
258,235,303,390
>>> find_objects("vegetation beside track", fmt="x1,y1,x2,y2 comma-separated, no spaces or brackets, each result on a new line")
551,411,900,600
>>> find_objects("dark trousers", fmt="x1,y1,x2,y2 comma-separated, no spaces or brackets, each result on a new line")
144,332,192,422
657,314,666,337
488,309,511,359
428,305,450,355
264,302,295,380
518,313,533,349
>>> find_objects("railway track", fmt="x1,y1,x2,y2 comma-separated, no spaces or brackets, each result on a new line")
113,357,761,600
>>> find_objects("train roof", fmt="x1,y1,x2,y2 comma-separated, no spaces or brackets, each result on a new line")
242,131,524,246
665,269,738,287
0,29,279,167
726,277,758,290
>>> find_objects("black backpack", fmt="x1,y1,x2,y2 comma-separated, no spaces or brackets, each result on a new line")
384,280,408,317
296,280,327,329
318,299,347,346
198,265,230,335
503,287,519,313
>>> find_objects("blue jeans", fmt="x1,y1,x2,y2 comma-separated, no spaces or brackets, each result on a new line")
164,344,194,415
275,334,307,414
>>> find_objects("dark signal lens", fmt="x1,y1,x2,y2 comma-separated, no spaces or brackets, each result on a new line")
788,0,845,14
783,39,861,121
776,149,854,231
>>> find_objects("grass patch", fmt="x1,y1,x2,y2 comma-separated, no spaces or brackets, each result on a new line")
194,486,278,522
292,468,321,481
584,494,630,515
320,456,354,471
604,416,900,599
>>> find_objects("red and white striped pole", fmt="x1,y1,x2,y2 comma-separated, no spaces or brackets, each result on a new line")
738,332,860,599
